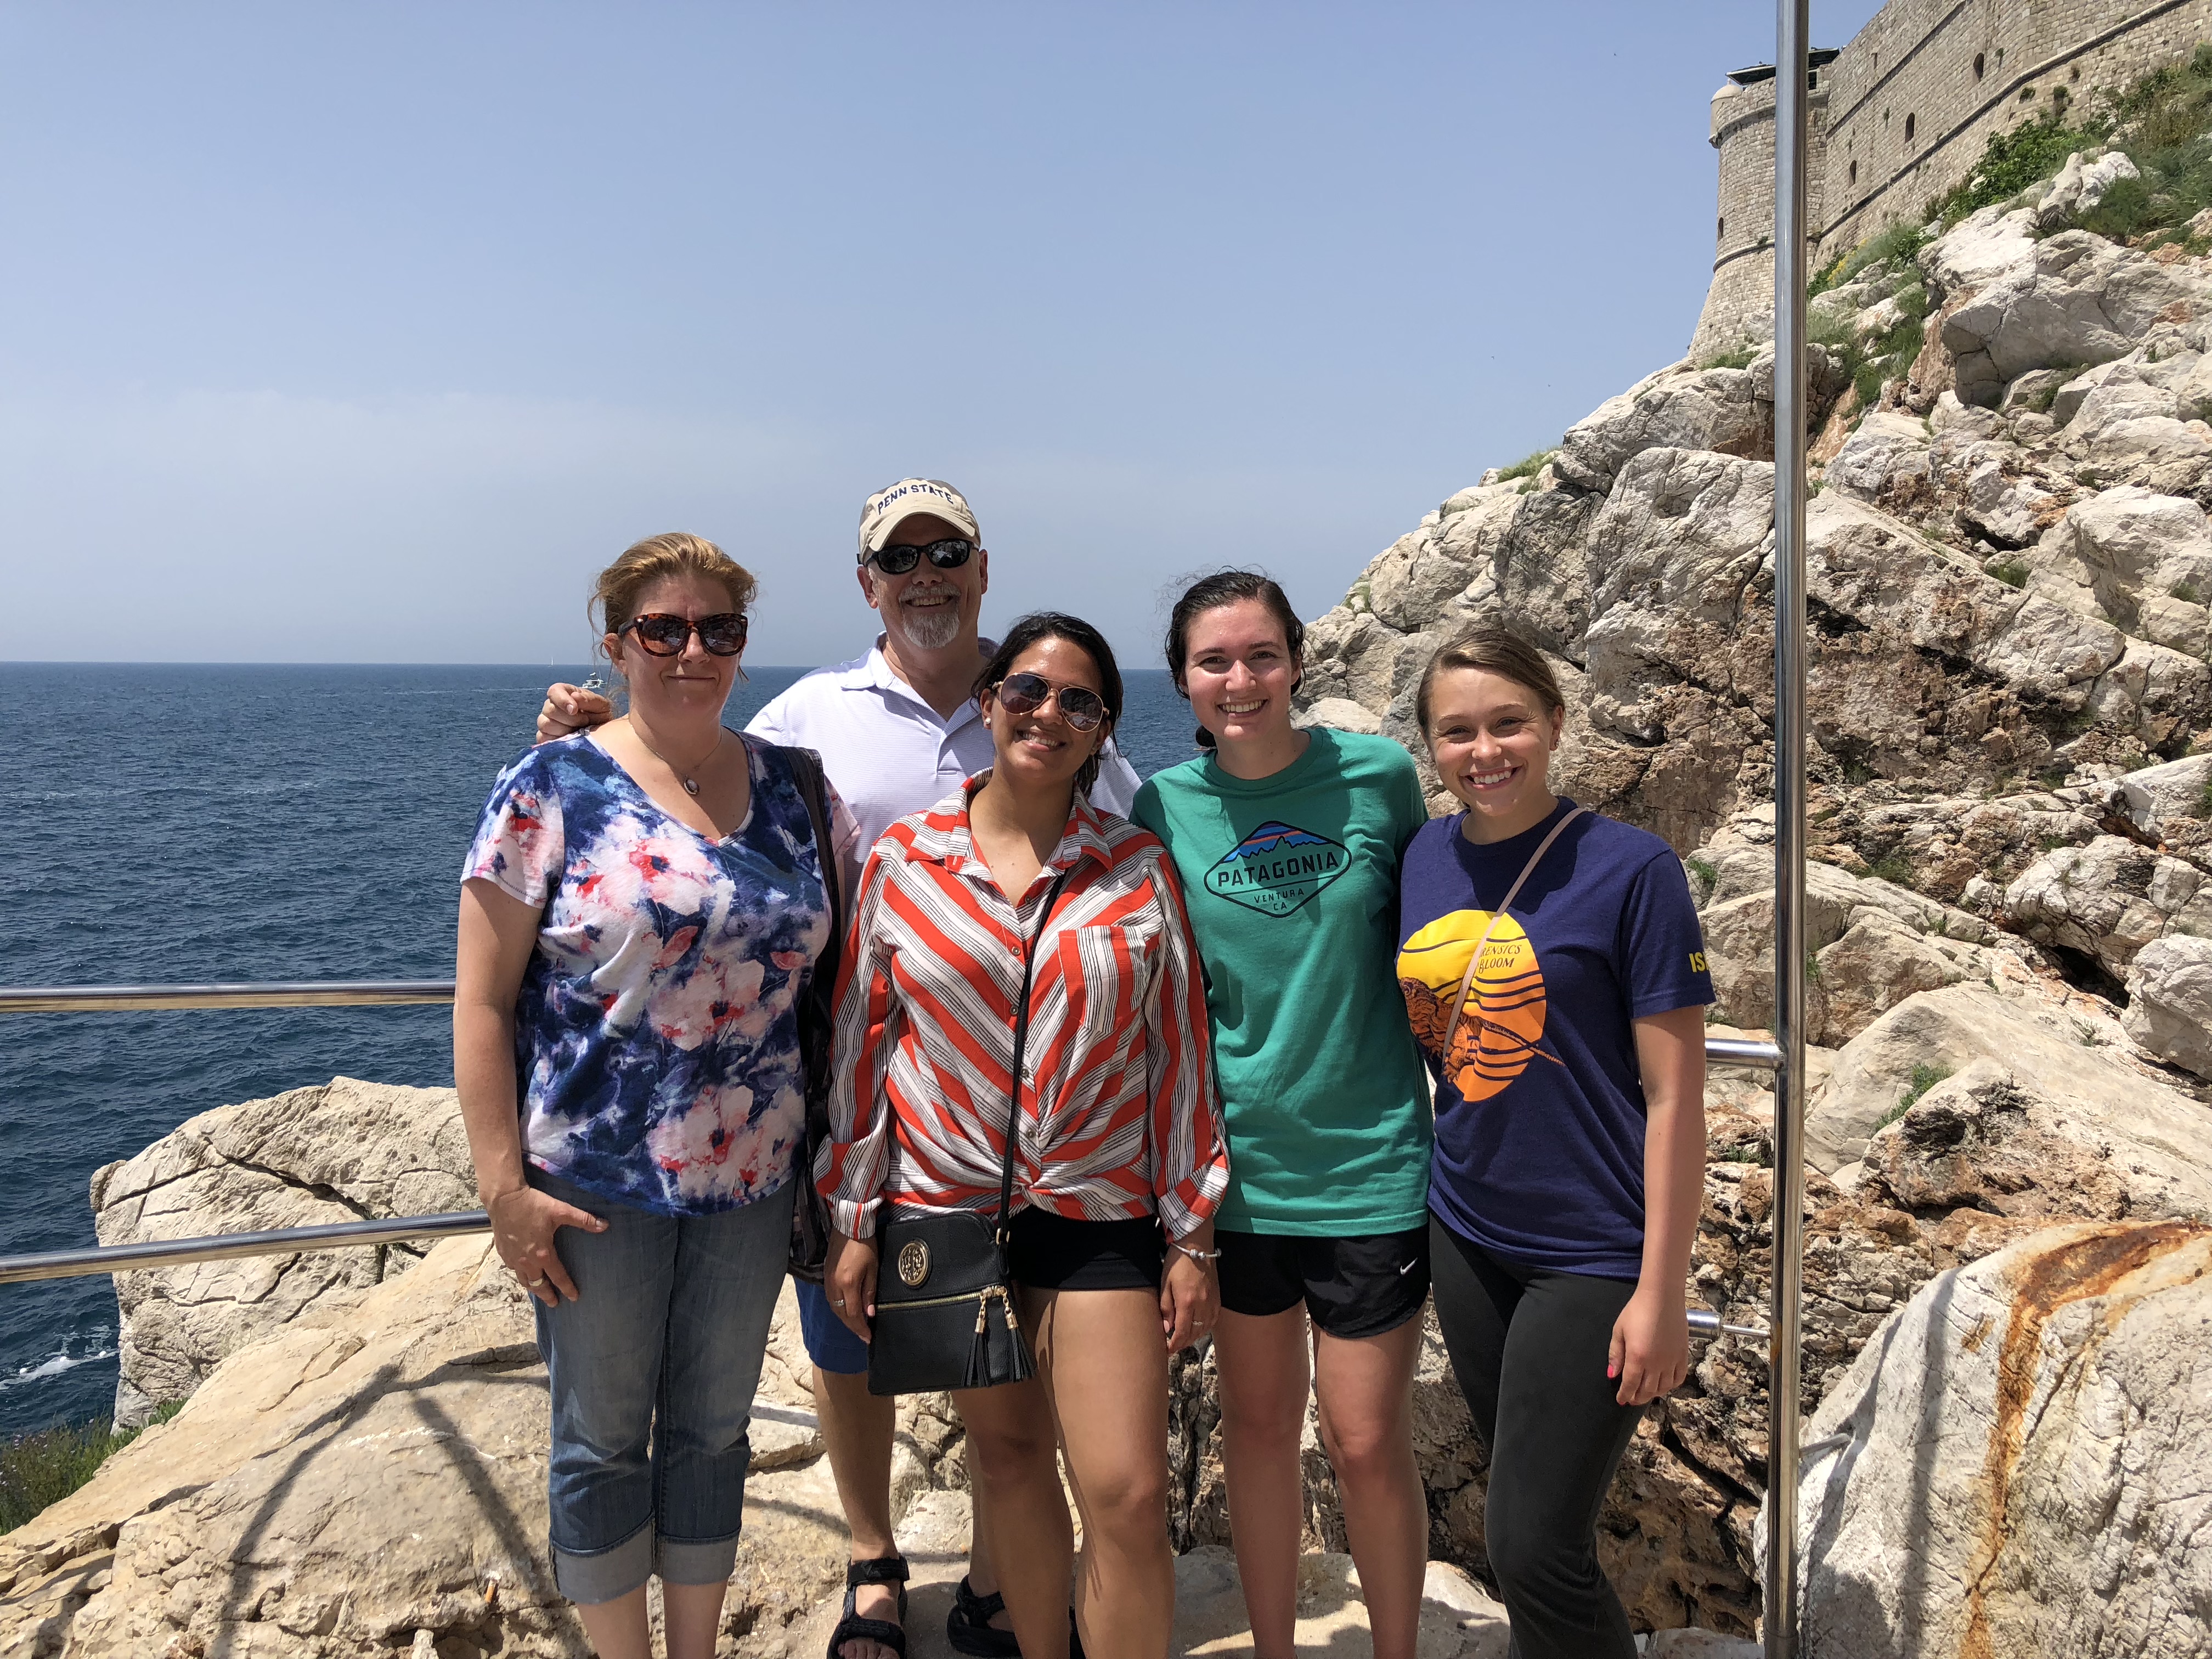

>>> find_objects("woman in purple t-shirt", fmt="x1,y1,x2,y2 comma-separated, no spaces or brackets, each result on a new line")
1394,624,1713,1659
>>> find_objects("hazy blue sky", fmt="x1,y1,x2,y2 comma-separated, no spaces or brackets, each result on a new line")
1,2,1884,665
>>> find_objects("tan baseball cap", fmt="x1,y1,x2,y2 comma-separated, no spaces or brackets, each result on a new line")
857,477,981,561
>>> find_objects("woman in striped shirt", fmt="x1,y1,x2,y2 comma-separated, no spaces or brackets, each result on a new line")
822,612,1228,1659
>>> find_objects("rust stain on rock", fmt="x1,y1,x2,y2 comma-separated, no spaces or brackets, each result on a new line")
1959,1220,2210,1659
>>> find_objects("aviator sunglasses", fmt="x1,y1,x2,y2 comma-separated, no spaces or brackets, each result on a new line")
620,612,749,657
991,672,1108,732
860,537,976,576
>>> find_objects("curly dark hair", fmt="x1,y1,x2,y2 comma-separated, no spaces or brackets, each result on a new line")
974,612,1124,798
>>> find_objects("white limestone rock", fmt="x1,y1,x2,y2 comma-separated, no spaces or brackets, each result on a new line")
2004,833,2211,977
1806,980,2212,1172
1823,410,1930,501
2124,933,2212,1080
1795,1220,2212,1659
1940,231,2211,404
1697,855,1995,1045
1965,460,2059,546
1294,696,1383,735
1555,361,1769,494
89,1076,478,1422
1858,1057,2212,1229
1920,205,2038,296
1807,491,2124,704
2034,147,2141,230
2048,483,2212,639
2105,751,2212,837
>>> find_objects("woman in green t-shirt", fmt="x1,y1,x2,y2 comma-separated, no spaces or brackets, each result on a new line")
1131,572,1433,1659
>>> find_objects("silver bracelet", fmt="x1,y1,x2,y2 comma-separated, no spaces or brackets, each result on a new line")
1171,1241,1222,1264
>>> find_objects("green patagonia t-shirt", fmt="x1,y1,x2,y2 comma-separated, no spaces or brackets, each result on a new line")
1132,728,1433,1236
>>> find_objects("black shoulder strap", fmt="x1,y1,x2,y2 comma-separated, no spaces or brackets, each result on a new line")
780,745,844,1154
781,745,844,961
1000,861,1080,1235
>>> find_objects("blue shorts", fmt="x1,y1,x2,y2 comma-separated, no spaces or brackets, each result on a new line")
796,1276,871,1375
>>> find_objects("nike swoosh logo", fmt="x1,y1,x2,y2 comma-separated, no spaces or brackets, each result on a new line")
1397,1260,1417,1276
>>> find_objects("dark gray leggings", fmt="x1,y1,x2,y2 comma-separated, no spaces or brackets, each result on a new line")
1428,1216,1645,1659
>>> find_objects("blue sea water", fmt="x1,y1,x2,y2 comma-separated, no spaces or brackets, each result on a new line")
0,662,1204,1435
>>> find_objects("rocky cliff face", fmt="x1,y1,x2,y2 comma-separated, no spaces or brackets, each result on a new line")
1296,195,2212,1083
1281,181,2212,1645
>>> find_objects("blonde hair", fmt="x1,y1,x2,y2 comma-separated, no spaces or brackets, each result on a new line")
591,533,758,652
1414,623,1566,734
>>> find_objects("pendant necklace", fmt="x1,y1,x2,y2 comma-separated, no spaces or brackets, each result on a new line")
630,720,720,797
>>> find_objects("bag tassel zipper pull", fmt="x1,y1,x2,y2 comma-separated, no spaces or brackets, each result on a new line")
1001,1289,1035,1385
961,1292,996,1391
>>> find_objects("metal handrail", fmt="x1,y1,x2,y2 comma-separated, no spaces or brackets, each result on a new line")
1705,1035,1782,1070
0,981,455,1013
0,1211,490,1285
1770,7,1814,1650
0,1212,1772,1339
0,981,1789,1077
0,980,1786,1341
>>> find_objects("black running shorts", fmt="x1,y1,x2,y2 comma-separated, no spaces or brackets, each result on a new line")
1215,1224,1431,1339
1005,1206,1164,1292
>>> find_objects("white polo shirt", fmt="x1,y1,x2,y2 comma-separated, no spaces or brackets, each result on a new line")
744,639,1142,854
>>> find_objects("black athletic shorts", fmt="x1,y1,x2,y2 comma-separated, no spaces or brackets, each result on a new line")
1005,1207,1164,1292
1216,1224,1431,1339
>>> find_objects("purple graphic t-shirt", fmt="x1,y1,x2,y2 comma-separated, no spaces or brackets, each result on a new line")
1396,799,1713,1279
464,732,856,1216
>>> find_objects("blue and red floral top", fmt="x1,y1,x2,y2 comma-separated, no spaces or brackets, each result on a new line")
464,732,857,1216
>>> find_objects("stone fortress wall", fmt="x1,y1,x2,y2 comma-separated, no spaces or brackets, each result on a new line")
1690,0,2212,361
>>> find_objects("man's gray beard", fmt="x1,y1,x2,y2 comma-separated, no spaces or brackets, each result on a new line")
895,602,962,652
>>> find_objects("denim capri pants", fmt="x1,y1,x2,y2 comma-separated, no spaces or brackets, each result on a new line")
530,1169,793,1604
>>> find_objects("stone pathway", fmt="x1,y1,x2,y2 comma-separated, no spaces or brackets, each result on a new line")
791,1490,1757,1659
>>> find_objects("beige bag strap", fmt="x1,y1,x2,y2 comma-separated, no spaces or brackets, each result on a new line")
1440,807,1590,1066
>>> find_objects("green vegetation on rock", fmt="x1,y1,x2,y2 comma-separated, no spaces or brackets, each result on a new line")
1493,449,1557,493
0,1403,185,1533
1926,47,2212,247
1875,1062,1954,1133
1938,116,2099,225
1865,851,1917,888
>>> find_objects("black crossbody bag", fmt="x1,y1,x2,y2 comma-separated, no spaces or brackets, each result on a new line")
781,745,844,1285
866,862,1077,1397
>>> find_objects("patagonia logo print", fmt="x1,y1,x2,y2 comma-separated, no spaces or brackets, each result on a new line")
1205,821,1349,917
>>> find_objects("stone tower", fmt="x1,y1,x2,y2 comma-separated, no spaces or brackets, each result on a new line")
1688,54,1834,364
1687,1,2212,363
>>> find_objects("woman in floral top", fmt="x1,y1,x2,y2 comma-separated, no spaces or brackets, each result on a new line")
456,532,856,1659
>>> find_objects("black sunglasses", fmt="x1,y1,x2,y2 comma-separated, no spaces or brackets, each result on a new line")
860,537,976,576
992,671,1108,733
620,612,748,657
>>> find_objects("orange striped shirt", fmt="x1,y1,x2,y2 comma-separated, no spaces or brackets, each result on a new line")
817,778,1227,1241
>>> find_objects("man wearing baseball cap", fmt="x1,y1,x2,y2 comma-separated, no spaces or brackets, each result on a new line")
536,478,1137,1659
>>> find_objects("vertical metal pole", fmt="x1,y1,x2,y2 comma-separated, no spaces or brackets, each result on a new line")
1767,3,1811,1657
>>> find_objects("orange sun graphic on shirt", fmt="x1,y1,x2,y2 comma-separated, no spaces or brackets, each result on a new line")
1397,911,1554,1102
